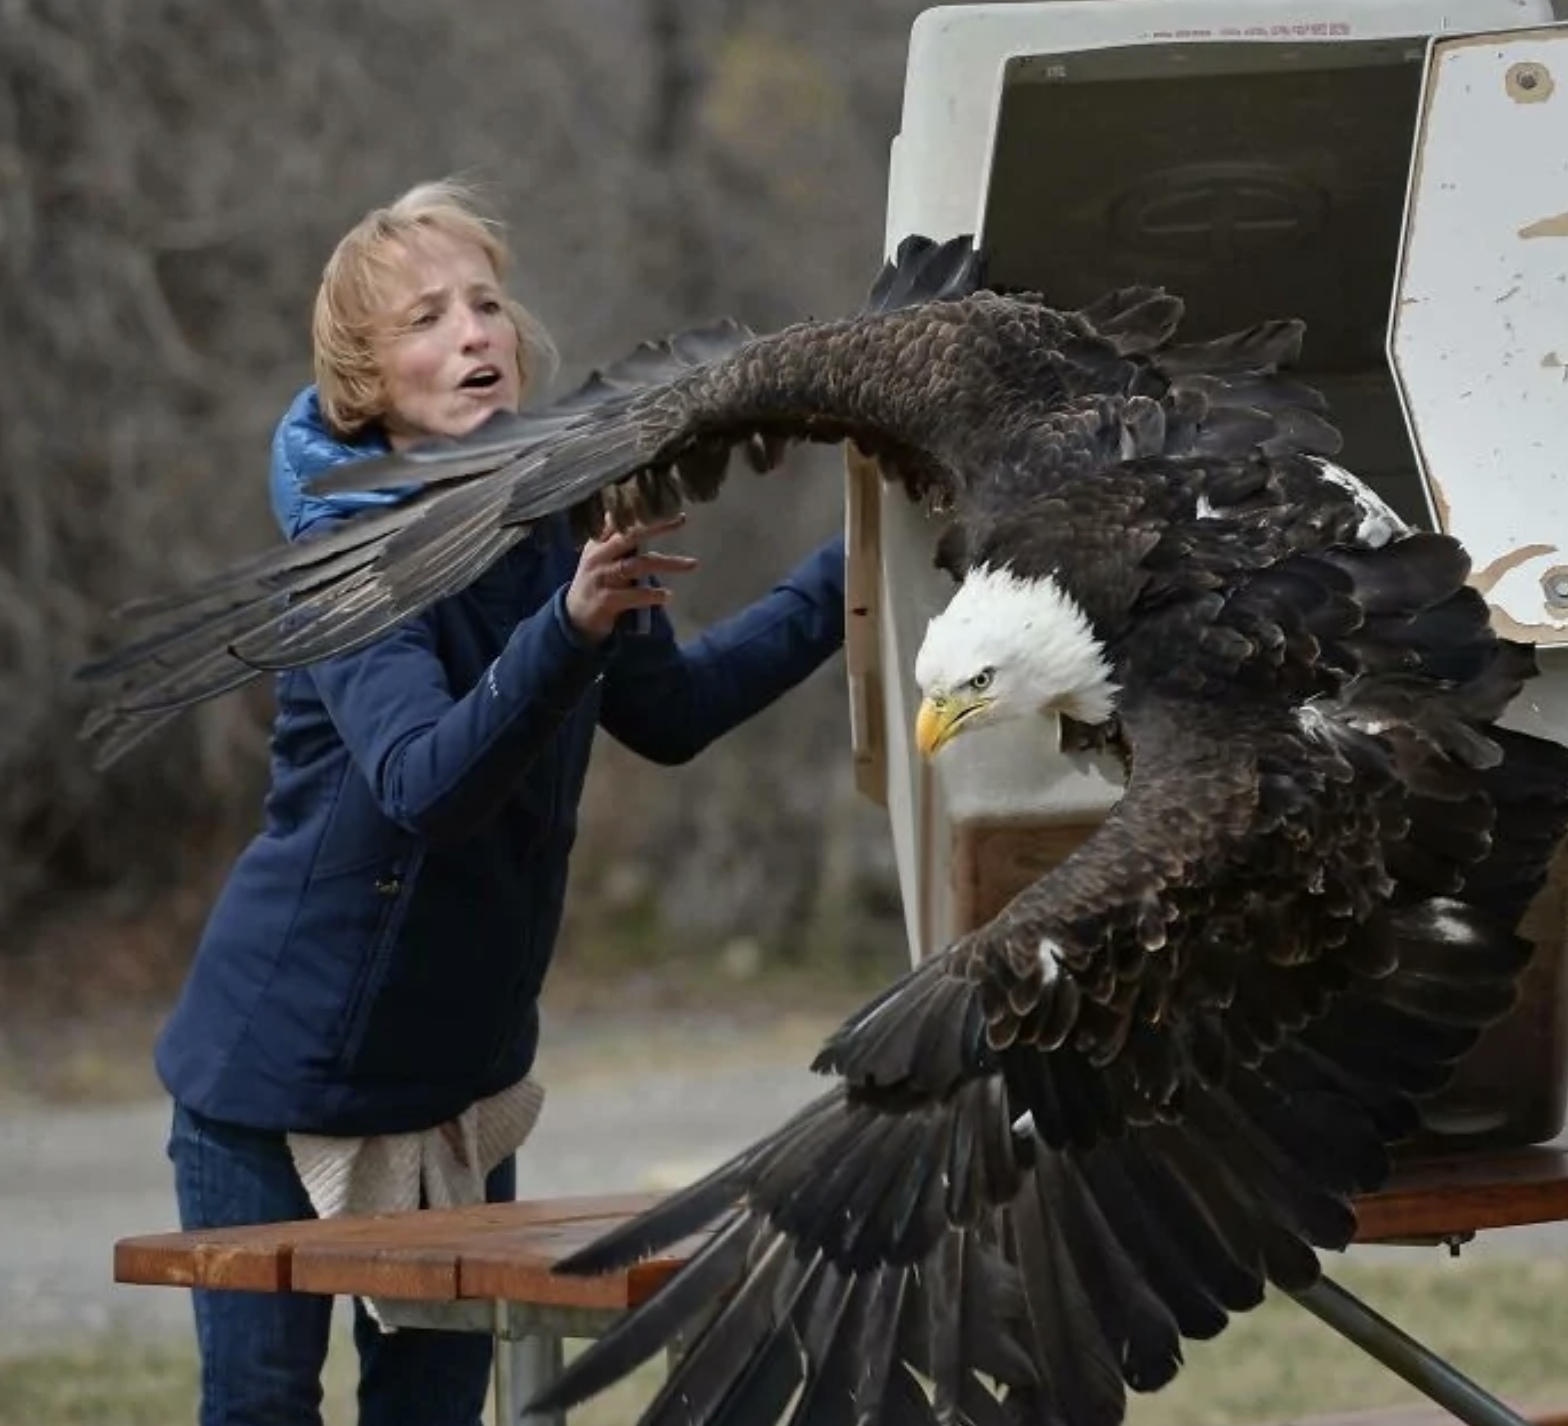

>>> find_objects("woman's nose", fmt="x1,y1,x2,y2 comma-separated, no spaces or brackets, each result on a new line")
458,307,490,350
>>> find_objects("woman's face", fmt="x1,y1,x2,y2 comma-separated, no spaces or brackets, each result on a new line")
373,230,523,448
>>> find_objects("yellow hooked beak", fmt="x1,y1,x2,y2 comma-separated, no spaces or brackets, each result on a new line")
915,693,991,758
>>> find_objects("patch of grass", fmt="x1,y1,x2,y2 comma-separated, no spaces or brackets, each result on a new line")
0,1003,167,1106
4,1256,1565,1426
529,996,857,1092
1124,1253,1568,1426
0,1329,650,1426
0,959,879,1107
0,1334,205,1426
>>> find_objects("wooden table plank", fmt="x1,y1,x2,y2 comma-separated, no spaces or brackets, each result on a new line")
287,1197,665,1302
1353,1146,1568,1243
112,1193,671,1303
115,1219,302,1293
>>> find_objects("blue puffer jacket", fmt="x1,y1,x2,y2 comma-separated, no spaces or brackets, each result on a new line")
155,387,847,1136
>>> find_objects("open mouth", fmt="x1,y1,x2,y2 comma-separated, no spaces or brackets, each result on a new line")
459,367,503,391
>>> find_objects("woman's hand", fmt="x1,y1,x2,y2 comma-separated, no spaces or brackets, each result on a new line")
564,513,699,645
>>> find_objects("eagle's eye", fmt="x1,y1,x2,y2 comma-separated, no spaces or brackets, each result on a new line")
968,667,995,693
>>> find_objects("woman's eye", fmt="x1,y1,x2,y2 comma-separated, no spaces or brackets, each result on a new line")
407,310,437,329
477,298,503,315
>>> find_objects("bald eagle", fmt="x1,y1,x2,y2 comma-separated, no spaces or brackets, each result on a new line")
79,237,1568,1426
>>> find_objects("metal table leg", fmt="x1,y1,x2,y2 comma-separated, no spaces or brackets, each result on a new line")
491,1302,566,1426
1292,1273,1534,1426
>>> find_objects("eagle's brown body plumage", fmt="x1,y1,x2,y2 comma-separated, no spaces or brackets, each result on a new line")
78,237,1568,1426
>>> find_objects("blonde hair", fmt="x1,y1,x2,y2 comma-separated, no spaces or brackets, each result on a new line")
311,178,559,438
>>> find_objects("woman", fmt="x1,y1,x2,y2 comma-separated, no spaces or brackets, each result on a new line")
158,179,847,1426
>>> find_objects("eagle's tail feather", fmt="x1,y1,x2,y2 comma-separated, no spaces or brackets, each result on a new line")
1451,726,1568,927
1313,532,1568,923
1293,891,1540,1137
1305,533,1557,784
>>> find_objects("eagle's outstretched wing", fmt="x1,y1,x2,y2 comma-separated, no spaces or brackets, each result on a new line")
75,234,1332,766
518,531,1568,1426
71,316,764,767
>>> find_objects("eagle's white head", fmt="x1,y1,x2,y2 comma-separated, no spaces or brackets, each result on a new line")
913,565,1118,757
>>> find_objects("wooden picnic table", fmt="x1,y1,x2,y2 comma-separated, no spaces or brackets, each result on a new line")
115,1144,1568,1426
117,1190,679,1311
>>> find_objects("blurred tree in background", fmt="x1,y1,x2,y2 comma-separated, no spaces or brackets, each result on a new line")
0,0,936,997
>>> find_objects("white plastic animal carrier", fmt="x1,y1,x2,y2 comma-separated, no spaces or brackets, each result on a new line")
845,0,1568,1146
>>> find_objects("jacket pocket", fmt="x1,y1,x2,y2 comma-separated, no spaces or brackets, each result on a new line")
334,855,420,1070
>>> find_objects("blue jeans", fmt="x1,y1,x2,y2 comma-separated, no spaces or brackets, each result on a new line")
167,1102,516,1426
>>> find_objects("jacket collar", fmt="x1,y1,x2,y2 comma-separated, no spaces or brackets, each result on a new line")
269,386,410,540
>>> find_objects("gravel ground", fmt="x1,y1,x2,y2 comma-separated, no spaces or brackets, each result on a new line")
0,1007,1563,1363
